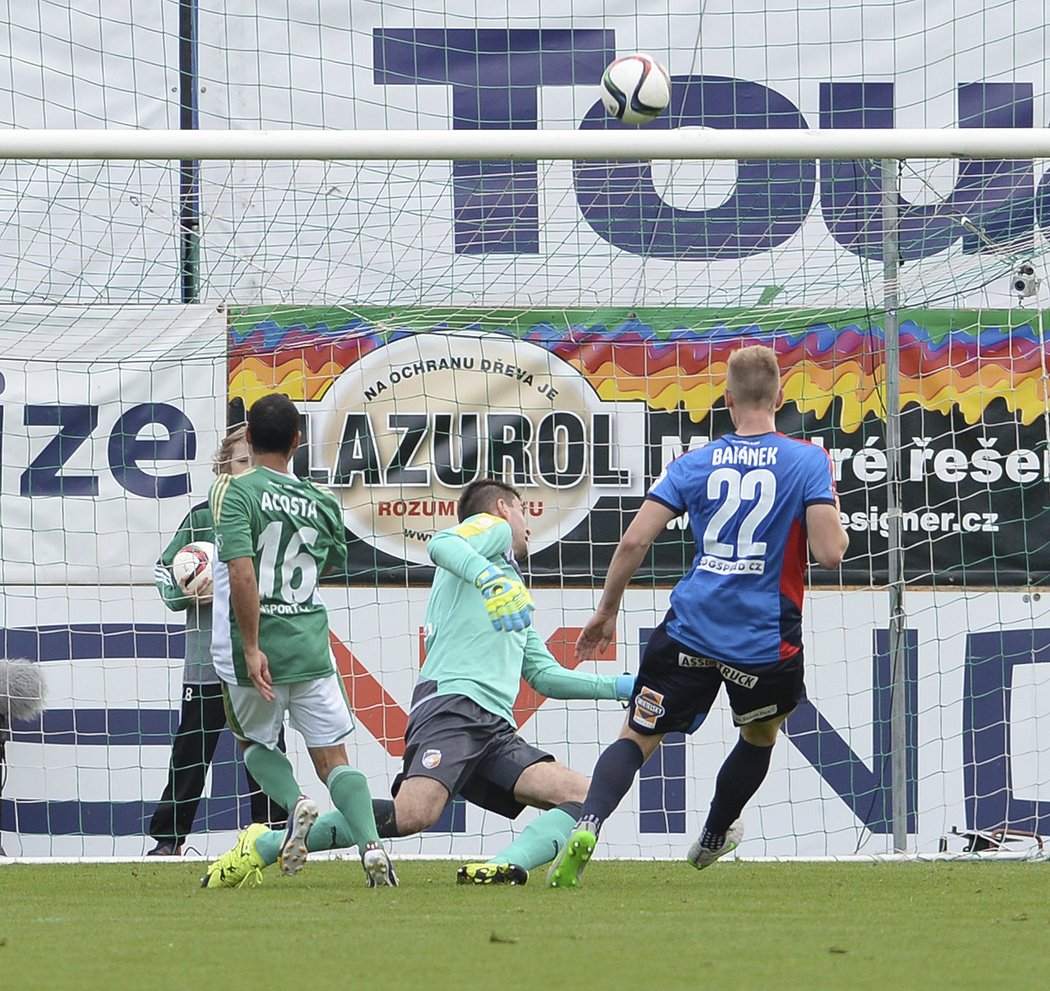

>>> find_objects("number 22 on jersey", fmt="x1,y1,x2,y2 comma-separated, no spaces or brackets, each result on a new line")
700,468,777,575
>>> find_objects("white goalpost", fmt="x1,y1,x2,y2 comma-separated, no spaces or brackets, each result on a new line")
6,127,1050,159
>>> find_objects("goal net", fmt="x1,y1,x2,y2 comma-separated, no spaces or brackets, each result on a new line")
1,0,1049,862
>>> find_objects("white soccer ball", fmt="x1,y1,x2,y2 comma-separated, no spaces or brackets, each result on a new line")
600,53,671,126
172,541,214,595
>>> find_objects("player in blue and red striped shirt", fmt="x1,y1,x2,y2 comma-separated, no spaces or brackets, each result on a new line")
548,344,849,887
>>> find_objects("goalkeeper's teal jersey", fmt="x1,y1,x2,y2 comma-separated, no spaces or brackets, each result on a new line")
420,513,622,725
153,500,218,685
209,465,346,687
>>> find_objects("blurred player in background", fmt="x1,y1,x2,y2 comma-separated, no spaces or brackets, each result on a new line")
205,478,634,887
146,426,286,856
201,393,395,888
548,344,849,887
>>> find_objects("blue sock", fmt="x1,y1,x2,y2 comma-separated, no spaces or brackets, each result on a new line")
704,736,774,836
578,738,646,835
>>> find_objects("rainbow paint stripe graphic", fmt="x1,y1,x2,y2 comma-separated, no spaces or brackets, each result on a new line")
228,306,1050,433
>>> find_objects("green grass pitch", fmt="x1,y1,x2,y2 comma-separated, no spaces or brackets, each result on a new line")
2,860,1044,991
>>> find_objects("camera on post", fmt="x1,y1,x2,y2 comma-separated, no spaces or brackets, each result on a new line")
1012,261,1040,300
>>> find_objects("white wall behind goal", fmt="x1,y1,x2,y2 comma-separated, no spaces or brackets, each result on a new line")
4,584,1048,860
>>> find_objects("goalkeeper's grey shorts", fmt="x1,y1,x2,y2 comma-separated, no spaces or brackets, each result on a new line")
392,689,554,819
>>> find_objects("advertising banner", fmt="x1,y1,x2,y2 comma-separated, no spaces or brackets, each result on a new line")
229,306,1050,587
0,305,227,585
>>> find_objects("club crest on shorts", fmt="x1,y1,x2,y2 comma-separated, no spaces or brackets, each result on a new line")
632,687,666,730
421,748,442,769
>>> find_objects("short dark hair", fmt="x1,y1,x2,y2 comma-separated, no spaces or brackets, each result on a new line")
457,478,521,522
247,393,300,455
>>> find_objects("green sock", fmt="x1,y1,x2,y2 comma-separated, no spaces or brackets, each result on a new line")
254,810,356,866
487,807,576,871
327,765,380,848
243,744,302,813
306,810,358,853
254,829,281,865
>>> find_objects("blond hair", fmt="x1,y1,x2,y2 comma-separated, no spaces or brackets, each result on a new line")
726,345,781,409
212,424,248,476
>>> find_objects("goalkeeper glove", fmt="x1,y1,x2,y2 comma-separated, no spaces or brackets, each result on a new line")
475,564,535,633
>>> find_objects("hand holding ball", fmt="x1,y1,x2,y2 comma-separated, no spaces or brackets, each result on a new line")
172,541,214,599
601,53,671,125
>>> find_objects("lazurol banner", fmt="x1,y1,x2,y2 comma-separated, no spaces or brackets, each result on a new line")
228,307,1050,587
232,322,645,577
313,331,646,560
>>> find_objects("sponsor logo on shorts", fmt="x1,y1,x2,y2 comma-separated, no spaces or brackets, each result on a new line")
718,664,758,690
421,748,442,769
633,687,666,729
735,704,778,724
676,652,758,689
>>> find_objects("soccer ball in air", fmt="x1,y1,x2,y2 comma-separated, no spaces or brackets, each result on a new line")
172,541,214,595
600,53,671,125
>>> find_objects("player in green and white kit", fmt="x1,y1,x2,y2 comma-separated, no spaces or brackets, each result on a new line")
206,478,632,886
201,393,396,889
147,426,285,856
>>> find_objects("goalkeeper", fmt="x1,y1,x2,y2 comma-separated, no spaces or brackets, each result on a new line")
207,478,632,887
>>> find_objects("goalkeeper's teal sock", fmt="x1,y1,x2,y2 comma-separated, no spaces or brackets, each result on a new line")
242,744,302,814
487,805,579,871
327,765,381,847
254,828,280,865
255,809,357,866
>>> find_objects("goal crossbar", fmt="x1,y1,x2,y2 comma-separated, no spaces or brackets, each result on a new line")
2,127,1050,161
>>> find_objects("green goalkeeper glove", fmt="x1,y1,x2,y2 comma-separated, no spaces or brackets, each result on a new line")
475,564,535,633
